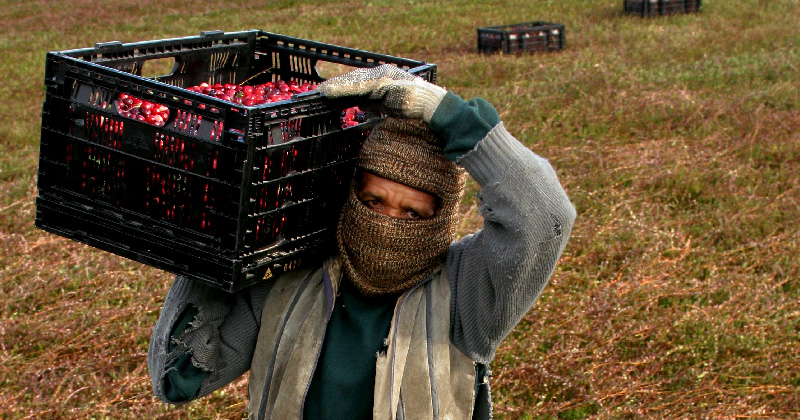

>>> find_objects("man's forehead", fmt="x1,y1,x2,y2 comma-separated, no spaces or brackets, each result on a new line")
358,170,439,199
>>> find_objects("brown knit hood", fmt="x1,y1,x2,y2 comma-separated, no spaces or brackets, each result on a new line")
336,117,466,297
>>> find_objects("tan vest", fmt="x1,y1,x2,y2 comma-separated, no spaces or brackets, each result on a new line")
246,258,477,420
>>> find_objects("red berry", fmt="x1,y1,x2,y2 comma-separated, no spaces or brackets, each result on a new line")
116,94,170,127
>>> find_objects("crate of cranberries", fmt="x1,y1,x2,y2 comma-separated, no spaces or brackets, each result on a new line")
477,21,565,54
624,0,701,16
35,30,436,292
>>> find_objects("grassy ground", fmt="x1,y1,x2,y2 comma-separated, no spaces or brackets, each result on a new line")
1,0,799,419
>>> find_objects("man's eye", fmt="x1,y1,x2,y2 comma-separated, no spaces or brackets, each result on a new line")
405,211,421,220
363,200,383,211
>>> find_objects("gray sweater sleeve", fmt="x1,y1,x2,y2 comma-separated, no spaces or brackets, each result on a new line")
148,275,272,403
447,123,576,362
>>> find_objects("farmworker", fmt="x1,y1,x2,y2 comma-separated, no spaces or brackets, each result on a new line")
148,64,576,419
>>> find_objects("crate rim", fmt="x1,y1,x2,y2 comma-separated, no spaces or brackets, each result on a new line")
51,29,436,79
623,0,703,16
52,29,257,57
477,21,565,32
48,29,437,115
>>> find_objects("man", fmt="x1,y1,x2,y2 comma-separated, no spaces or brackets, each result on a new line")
148,64,576,419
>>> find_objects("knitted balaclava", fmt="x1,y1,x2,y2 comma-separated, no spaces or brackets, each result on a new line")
337,117,466,297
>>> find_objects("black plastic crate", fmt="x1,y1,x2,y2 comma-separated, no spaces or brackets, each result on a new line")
36,30,436,292
477,22,565,54
625,0,702,16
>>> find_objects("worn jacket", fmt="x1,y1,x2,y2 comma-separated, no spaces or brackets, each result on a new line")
246,257,477,419
148,94,577,419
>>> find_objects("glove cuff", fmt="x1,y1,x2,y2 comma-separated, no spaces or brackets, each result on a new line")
409,80,447,122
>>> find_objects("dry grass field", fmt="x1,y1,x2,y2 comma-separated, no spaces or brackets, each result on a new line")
1,0,799,419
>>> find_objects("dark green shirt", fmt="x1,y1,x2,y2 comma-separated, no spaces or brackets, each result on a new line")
303,276,396,419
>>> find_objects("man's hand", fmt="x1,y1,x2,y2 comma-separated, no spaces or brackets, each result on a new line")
317,64,447,123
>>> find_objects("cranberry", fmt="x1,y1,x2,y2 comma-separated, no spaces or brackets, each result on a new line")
183,78,319,108
339,106,368,128
115,94,171,127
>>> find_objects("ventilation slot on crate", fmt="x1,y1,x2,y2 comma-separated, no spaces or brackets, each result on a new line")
144,167,192,226
153,133,197,170
73,82,115,112
66,144,128,206
254,140,313,183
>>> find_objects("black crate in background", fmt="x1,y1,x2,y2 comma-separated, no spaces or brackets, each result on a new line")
477,22,565,55
625,0,702,16
36,30,436,292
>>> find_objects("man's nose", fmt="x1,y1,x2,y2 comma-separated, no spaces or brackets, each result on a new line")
384,207,404,219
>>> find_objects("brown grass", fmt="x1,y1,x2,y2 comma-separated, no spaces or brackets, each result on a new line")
2,0,800,419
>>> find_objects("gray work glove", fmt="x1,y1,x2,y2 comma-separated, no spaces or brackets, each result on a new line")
317,63,447,123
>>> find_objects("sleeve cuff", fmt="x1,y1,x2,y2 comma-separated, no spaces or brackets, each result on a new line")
428,92,501,161
164,355,208,402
